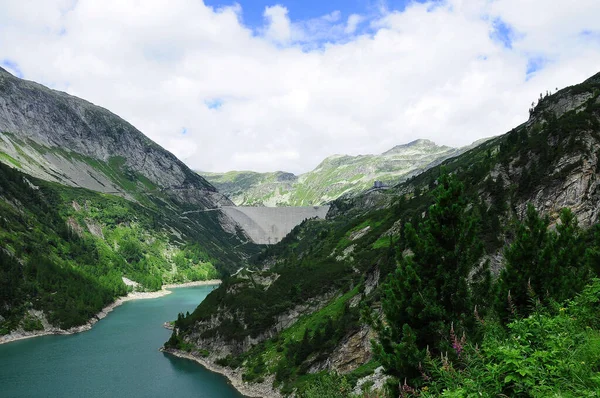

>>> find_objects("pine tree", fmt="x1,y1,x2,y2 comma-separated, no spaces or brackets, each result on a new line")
372,173,487,381
498,206,591,318
546,208,589,300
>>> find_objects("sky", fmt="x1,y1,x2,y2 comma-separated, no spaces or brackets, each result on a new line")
1,0,599,174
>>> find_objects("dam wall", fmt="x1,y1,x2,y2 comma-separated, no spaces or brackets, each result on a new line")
221,206,330,245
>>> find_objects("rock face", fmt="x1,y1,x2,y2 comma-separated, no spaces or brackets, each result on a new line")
183,289,337,359
331,75,600,227
309,325,375,374
201,139,486,206
0,67,230,209
488,83,600,227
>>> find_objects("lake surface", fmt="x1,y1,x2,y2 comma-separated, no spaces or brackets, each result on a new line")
0,286,244,398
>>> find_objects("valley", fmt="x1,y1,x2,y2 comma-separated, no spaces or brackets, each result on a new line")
1,58,600,398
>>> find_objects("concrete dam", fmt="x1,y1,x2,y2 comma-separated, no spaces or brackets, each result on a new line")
222,206,330,245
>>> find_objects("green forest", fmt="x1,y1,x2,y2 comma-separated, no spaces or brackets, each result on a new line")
0,161,254,333
295,175,600,397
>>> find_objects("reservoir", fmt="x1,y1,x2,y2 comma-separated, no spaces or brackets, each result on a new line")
0,285,244,398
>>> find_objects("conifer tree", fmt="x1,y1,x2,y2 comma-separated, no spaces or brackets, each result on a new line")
372,173,487,381
498,206,591,318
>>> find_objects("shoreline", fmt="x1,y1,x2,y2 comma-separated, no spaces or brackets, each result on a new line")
160,348,281,398
0,279,221,345
162,280,221,289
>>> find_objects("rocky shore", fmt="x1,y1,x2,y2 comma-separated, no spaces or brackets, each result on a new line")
0,280,221,345
162,280,221,288
160,348,282,398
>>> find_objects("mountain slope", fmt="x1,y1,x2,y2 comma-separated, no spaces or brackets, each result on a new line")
0,66,228,208
201,139,480,207
166,71,600,396
0,67,257,272
0,69,260,339
200,171,298,207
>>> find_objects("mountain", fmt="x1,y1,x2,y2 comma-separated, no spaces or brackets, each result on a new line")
0,66,229,208
200,139,480,207
0,68,258,339
165,72,600,396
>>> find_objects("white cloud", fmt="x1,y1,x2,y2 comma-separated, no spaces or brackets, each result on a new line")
0,0,599,173
345,14,363,34
263,5,292,44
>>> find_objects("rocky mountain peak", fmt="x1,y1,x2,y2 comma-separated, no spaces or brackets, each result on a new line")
584,71,600,84
381,138,452,156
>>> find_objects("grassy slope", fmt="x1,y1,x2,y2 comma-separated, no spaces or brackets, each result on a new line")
201,141,458,207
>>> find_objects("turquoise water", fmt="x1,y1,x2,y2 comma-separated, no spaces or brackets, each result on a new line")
0,286,244,398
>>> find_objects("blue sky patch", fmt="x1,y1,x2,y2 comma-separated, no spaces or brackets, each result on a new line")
204,0,431,29
1,59,23,78
526,56,547,80
490,18,516,49
205,98,224,110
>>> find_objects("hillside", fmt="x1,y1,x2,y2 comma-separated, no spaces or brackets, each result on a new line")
201,139,481,206
0,67,257,271
166,71,600,396
0,69,259,338
0,66,228,208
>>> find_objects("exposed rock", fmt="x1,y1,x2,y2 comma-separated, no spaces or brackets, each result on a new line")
184,291,338,359
350,225,371,241
0,67,230,209
122,277,139,288
353,366,390,396
250,273,280,289
85,218,104,239
364,266,380,295
66,217,84,237
543,92,594,119
336,244,355,262
161,348,282,398
309,324,375,374
71,200,81,211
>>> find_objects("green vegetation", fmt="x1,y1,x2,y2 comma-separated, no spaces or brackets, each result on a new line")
0,161,255,333
201,140,461,206
166,73,600,397
370,173,491,382
421,280,600,397
0,163,127,330
366,170,599,396
497,206,592,319
0,152,21,168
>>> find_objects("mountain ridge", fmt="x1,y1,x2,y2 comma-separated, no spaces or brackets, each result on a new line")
200,138,485,206
0,66,229,209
